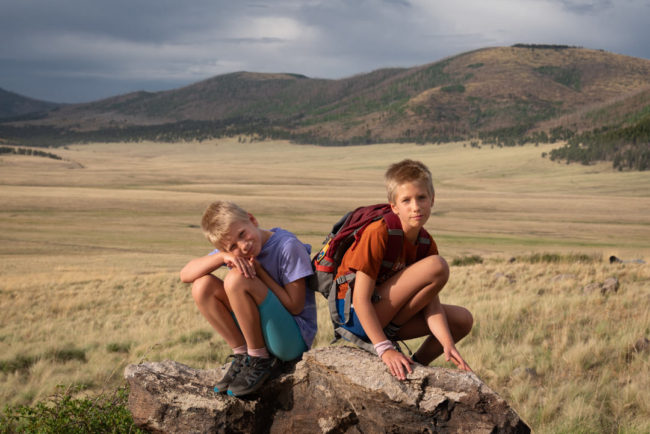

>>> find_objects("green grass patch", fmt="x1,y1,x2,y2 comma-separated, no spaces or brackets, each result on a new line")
515,252,600,264
437,233,619,249
534,66,582,91
179,329,213,344
441,84,466,93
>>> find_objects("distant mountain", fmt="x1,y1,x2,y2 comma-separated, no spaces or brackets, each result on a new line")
2,45,650,150
0,88,61,120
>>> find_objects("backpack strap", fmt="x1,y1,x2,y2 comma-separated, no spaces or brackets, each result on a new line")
416,228,431,260
333,327,377,354
330,273,355,326
379,212,403,283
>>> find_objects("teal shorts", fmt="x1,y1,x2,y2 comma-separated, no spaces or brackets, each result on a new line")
233,289,307,361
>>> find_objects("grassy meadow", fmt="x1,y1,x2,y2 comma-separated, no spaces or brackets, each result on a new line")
0,139,649,433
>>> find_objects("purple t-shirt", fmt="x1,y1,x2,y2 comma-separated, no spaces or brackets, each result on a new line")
256,228,316,347
211,227,317,348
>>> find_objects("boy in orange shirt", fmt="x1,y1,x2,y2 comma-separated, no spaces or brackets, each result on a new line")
335,159,473,379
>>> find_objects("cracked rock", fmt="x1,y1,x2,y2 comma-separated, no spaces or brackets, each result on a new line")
125,346,530,433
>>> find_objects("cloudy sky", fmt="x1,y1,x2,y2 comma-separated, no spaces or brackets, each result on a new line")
1,0,648,103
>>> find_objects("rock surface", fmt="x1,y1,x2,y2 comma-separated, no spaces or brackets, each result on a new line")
582,276,619,294
124,346,530,433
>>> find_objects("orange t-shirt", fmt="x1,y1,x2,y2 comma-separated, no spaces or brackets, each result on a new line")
335,219,438,299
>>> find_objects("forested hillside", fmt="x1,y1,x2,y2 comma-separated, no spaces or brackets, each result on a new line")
1,45,649,169
549,113,650,170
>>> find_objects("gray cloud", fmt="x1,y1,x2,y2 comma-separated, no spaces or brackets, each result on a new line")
555,0,613,14
0,0,648,103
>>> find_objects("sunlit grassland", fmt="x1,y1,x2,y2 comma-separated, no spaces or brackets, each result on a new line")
0,138,648,433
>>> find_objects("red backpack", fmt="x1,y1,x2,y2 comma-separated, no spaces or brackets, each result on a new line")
309,203,431,353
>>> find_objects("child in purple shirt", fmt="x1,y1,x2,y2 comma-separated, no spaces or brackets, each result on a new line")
180,201,316,397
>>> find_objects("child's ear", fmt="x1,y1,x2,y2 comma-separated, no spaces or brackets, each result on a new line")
248,213,259,227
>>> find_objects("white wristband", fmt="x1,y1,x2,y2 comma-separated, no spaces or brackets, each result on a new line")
374,340,394,358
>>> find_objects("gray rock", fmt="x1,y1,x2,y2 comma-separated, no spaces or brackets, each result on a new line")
124,346,531,433
494,272,516,284
512,367,538,379
582,282,602,294
551,274,576,282
582,276,619,295
626,337,650,362
601,277,619,294
633,337,650,353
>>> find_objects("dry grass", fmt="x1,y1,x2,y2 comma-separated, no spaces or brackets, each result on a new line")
0,138,648,432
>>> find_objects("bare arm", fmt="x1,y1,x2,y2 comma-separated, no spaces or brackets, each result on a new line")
179,251,255,283
254,261,306,315
351,271,385,343
352,271,413,379
425,295,472,372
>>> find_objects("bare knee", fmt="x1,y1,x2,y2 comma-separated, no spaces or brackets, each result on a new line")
423,255,450,288
456,307,474,338
191,274,221,304
223,268,247,293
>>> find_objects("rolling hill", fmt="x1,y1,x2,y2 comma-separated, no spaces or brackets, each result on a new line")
0,88,61,120
1,45,649,164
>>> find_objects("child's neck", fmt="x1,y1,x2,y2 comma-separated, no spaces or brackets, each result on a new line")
260,228,273,246
404,227,421,244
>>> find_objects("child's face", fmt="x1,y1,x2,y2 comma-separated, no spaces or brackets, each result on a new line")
222,215,264,258
390,181,434,234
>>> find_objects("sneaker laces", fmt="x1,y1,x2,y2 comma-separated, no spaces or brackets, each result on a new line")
221,354,246,379
240,356,275,385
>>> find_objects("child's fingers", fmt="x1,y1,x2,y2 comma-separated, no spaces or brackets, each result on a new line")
243,260,255,278
383,350,411,380
237,257,256,278
232,257,254,278
393,362,407,380
402,356,413,374
449,351,473,372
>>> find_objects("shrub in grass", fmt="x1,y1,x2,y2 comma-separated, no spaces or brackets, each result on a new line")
45,347,87,363
0,385,144,434
0,355,38,374
452,255,484,266
106,342,131,354
0,347,87,375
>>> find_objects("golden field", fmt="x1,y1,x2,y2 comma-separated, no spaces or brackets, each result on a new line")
0,139,648,433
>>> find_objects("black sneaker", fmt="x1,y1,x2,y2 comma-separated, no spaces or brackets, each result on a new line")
214,353,247,394
226,355,277,397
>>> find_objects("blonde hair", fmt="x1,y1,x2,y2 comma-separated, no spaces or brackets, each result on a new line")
384,159,434,203
201,201,250,249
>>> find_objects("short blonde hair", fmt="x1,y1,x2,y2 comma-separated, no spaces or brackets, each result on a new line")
384,159,434,203
201,201,250,249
